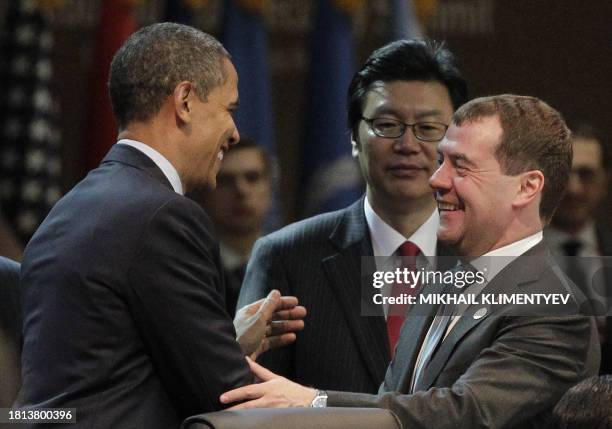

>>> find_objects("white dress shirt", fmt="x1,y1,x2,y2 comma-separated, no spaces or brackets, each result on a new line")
117,139,183,195
364,196,439,318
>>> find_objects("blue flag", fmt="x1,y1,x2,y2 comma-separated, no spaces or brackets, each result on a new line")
221,0,279,230
300,0,364,217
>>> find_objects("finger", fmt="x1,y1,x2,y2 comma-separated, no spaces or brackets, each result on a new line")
277,296,299,309
226,397,269,410
273,306,307,321
268,320,305,336
257,290,281,321
220,384,263,404
265,333,297,350
246,356,280,381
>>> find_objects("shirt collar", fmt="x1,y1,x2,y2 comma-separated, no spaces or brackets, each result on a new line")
471,231,543,282
364,196,439,261
117,139,183,195
219,243,249,271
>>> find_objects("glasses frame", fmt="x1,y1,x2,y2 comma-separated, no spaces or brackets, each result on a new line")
361,116,449,142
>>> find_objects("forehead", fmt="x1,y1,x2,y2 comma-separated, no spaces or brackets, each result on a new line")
209,58,238,100
219,148,265,174
361,80,453,120
572,137,603,168
439,116,502,160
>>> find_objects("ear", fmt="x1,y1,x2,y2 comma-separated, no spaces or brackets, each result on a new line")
173,81,194,124
351,133,360,157
512,170,544,209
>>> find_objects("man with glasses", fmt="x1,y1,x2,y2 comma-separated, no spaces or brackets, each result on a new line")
238,39,468,394
546,123,612,374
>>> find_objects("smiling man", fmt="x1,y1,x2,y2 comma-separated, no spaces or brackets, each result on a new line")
221,95,600,428
16,23,305,429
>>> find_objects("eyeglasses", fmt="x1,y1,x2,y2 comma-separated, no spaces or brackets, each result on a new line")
361,117,448,142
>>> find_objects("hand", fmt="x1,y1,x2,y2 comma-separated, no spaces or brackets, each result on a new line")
220,357,316,409
234,290,307,360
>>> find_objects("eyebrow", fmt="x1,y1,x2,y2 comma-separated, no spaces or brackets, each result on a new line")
414,109,446,120
372,107,446,121
439,150,477,168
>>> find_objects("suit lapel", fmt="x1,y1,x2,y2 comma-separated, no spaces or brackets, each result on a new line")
416,242,551,391
387,244,456,391
391,281,445,392
322,199,390,386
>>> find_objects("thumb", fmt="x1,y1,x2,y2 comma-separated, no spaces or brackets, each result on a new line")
246,356,279,382
257,289,281,321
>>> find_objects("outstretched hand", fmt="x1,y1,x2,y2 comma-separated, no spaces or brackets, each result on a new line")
220,357,316,409
234,290,307,360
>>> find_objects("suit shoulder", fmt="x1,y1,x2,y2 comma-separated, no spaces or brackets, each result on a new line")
259,207,349,248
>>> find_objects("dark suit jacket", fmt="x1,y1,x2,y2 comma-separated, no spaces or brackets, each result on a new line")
0,256,20,410
238,198,453,394
16,145,252,428
327,242,601,429
596,224,612,374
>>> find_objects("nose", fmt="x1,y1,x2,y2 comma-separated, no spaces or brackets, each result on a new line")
429,160,451,193
393,127,421,154
229,123,240,146
567,173,583,196
234,176,249,197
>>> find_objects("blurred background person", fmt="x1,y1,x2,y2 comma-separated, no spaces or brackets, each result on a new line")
546,123,611,374
549,375,612,429
193,138,272,317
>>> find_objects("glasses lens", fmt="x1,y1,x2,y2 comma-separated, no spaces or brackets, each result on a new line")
372,118,403,138
414,123,447,141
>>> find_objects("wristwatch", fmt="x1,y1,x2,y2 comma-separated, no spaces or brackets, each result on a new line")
310,389,328,408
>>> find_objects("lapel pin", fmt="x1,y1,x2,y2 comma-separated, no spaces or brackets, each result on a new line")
473,307,488,320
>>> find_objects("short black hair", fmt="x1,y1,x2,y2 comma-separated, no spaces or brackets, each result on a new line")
347,39,468,136
109,22,230,130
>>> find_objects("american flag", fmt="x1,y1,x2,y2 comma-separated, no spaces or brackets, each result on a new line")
0,0,63,244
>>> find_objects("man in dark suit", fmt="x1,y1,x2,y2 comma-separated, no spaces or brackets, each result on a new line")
221,95,601,428
546,123,611,374
0,256,20,411
15,23,304,428
238,39,468,394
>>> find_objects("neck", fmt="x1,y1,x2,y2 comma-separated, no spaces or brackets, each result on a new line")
367,189,436,238
217,228,261,258
487,216,543,254
119,114,183,182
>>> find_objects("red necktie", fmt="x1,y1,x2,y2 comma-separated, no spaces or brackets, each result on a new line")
387,241,421,358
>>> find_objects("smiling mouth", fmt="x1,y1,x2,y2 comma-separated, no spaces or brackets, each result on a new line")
437,201,463,211
218,144,229,161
